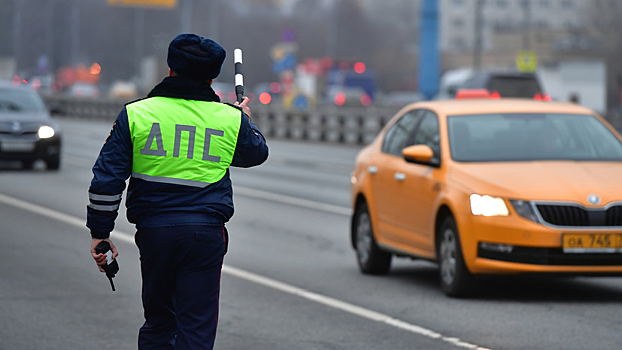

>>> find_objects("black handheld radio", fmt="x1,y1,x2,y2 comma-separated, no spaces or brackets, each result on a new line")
95,240,119,292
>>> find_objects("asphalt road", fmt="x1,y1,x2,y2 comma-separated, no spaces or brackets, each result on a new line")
1,118,621,350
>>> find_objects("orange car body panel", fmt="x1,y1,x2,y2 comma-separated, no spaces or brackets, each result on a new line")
351,99,622,274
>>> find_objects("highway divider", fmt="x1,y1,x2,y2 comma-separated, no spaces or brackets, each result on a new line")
42,94,622,145
43,94,400,145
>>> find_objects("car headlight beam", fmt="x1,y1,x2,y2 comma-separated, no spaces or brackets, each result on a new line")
38,125,55,139
470,194,509,216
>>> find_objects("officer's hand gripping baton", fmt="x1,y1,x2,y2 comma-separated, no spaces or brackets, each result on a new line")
234,48,244,103
95,240,119,292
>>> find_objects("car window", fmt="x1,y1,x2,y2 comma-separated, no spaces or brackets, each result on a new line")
448,113,622,162
0,88,47,113
411,111,441,163
382,110,422,156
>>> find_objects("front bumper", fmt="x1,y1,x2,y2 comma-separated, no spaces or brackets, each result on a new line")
0,134,61,162
458,212,622,274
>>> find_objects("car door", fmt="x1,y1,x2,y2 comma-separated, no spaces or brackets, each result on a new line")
369,110,423,247
400,110,443,255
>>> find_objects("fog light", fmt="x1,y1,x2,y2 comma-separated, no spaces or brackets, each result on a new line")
479,242,514,254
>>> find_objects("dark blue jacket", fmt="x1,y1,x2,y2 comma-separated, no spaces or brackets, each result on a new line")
87,76,268,239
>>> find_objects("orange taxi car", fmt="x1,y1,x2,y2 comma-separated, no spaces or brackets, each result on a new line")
350,96,622,296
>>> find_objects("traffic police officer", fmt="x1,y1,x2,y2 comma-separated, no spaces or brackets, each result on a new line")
87,33,269,349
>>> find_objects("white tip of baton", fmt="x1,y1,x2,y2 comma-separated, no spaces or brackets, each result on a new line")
234,48,243,63
235,74,244,87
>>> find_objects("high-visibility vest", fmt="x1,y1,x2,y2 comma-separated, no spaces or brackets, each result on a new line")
126,96,241,188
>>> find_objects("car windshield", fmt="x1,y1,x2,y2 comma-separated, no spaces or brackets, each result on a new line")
448,113,622,162
0,88,47,113
487,76,541,98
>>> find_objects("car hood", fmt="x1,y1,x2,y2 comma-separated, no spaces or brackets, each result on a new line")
0,111,50,123
449,161,622,206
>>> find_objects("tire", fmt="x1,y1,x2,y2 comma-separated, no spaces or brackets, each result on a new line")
46,156,60,171
437,216,474,297
353,202,392,275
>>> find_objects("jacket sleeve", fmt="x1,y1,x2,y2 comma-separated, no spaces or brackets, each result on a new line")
86,108,133,239
231,112,269,168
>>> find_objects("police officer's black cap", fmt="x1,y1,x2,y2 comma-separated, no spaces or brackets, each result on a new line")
167,33,226,81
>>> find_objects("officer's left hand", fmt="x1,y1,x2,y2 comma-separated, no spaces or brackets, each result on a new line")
235,96,251,120
91,238,119,273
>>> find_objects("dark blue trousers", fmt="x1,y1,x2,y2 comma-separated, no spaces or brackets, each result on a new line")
135,225,227,350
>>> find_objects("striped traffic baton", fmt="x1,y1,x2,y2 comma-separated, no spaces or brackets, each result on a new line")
234,48,244,103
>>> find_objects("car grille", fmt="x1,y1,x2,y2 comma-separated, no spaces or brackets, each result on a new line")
536,204,622,227
0,122,39,135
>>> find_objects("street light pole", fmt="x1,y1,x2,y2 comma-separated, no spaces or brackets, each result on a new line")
180,0,193,34
12,0,21,69
208,0,220,41
136,8,145,73
522,0,531,50
473,0,484,70
326,0,338,58
71,3,80,65
46,0,55,74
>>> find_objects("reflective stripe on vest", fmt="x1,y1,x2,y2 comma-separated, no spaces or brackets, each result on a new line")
126,97,241,187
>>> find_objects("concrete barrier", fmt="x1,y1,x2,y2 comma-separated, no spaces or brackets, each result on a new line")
42,94,400,145
42,94,622,145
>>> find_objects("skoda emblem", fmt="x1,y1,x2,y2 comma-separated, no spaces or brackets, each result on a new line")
11,122,22,134
587,194,601,205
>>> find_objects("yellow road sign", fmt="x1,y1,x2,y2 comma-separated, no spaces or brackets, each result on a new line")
107,0,177,8
516,50,538,73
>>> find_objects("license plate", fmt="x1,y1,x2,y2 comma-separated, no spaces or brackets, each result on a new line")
562,233,622,253
1,141,35,152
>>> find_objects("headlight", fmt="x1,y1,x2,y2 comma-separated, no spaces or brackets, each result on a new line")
510,200,540,223
38,125,55,139
470,194,509,216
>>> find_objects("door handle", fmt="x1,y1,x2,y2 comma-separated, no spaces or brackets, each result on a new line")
368,166,378,174
394,172,406,181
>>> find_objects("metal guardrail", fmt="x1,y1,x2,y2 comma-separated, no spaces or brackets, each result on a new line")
43,94,622,145
42,94,400,145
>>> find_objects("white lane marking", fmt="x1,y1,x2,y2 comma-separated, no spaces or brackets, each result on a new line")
233,186,351,217
0,192,492,350
0,192,131,243
61,153,352,217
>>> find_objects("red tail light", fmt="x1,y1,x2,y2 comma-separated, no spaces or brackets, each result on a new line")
456,89,495,99
360,94,372,106
259,92,272,105
334,92,346,106
490,91,501,99
534,92,552,101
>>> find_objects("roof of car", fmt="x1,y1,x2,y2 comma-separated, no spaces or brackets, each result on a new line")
406,99,595,116
0,81,35,91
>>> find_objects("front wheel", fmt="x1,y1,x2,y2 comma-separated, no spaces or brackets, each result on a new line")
353,202,391,275
46,156,60,171
438,216,474,297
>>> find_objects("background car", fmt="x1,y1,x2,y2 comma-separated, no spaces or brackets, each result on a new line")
68,82,100,98
0,82,62,170
350,96,622,296
462,70,546,99
325,86,372,107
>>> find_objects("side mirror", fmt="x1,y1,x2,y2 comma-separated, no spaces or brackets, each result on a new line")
402,144,434,164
